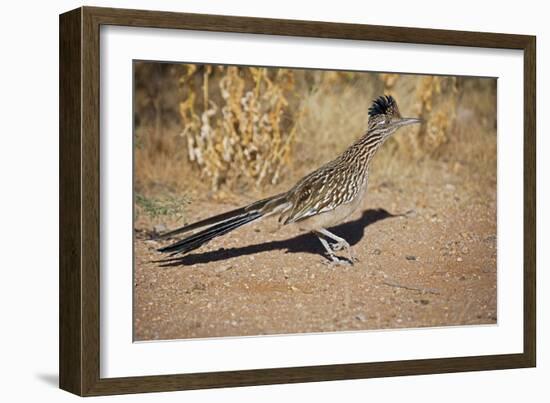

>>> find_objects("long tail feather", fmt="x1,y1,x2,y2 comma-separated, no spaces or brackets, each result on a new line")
156,193,285,240
156,205,249,240
158,211,262,256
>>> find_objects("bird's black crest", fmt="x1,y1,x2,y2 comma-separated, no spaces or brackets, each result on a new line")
368,95,397,117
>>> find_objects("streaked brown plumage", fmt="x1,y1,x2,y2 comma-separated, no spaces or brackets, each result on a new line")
158,95,421,264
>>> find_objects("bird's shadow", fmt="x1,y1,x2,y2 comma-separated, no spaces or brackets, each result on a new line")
157,208,396,267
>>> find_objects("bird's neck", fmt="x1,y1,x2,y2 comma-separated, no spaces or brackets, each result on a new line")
355,130,388,162
336,130,387,187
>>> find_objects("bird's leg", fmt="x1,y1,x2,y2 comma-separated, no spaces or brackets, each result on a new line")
315,233,348,265
315,229,357,264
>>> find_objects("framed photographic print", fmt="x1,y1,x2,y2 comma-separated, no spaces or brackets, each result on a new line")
59,6,536,396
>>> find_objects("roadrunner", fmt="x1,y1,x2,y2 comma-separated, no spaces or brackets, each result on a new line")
158,95,421,264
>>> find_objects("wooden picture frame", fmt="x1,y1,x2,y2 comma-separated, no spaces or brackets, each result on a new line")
59,6,536,396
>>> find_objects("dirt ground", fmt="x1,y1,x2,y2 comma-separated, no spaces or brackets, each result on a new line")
133,160,497,341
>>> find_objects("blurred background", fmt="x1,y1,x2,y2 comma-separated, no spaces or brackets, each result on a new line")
133,61,496,229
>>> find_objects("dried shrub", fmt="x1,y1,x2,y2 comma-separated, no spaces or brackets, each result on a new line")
381,74,459,157
179,66,300,191
416,76,459,154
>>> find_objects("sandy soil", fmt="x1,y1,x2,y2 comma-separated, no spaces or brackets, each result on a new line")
134,162,496,341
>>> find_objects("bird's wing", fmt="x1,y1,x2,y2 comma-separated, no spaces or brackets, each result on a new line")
282,165,355,224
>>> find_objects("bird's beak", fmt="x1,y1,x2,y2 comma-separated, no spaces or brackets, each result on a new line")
396,117,423,127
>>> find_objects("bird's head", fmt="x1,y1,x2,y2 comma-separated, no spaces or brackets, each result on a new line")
367,95,422,137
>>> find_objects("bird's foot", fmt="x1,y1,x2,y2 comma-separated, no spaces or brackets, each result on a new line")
330,241,358,264
319,252,350,266
331,240,348,252
322,252,354,266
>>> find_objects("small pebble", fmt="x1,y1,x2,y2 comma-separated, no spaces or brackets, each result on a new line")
355,314,367,322
215,265,233,274
153,223,167,234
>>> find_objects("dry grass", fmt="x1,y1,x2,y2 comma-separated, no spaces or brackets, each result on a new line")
134,62,496,224
179,65,300,191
